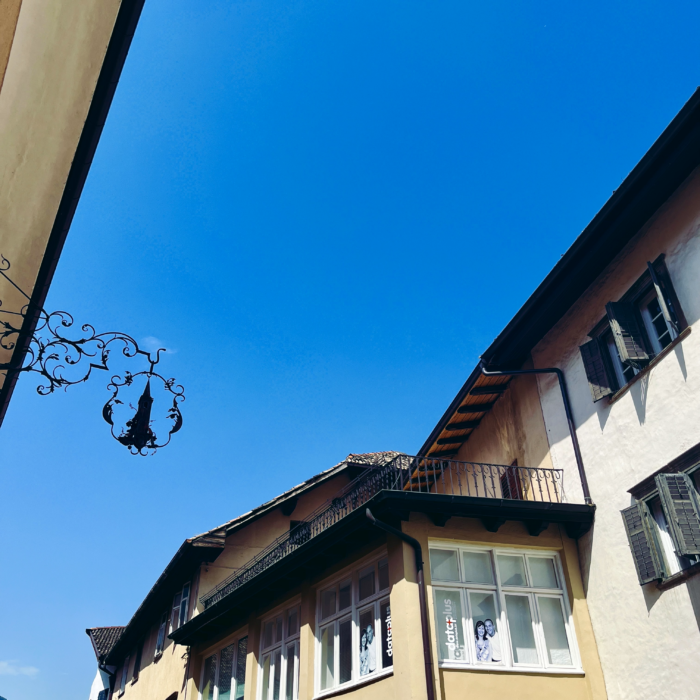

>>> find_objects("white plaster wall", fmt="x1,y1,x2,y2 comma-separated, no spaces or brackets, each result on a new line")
88,667,110,700
530,167,700,700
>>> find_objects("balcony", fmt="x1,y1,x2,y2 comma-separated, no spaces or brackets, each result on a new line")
172,455,593,645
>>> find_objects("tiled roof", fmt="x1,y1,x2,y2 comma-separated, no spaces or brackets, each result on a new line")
86,626,125,662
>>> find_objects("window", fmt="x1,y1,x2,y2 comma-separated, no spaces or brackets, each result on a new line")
119,656,130,695
579,257,685,402
132,641,143,682
259,606,300,700
170,582,191,633
200,635,248,700
97,690,110,700
155,611,168,656
622,471,700,584
315,556,392,695
429,545,580,672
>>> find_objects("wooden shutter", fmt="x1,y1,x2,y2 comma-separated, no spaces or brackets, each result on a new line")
606,302,649,365
621,502,666,584
579,338,614,401
655,473,700,556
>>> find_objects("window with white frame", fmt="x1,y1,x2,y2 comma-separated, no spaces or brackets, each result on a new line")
316,555,392,695
200,635,248,700
259,605,300,700
155,611,168,656
429,545,580,672
170,582,191,633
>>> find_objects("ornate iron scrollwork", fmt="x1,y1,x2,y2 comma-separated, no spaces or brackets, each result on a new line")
0,255,185,454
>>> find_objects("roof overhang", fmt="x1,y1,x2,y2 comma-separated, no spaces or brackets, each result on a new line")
0,0,146,426
171,490,594,647
420,88,700,457
105,532,225,665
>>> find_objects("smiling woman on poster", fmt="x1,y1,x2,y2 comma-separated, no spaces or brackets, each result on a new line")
474,621,492,662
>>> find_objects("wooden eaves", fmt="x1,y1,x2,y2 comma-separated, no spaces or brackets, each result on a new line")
419,87,700,459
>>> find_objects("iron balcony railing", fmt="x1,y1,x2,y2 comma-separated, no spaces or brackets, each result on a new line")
200,455,564,609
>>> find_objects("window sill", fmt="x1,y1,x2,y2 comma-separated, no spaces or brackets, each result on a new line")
130,677,138,686
438,662,584,676
657,561,700,591
314,668,393,699
608,326,691,406
154,651,163,662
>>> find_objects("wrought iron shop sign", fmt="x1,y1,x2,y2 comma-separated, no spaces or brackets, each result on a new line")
0,256,184,455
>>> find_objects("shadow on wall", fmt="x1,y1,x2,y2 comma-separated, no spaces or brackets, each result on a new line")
576,524,594,596
685,577,700,634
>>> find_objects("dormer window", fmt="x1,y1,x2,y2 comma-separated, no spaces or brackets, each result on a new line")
170,582,191,633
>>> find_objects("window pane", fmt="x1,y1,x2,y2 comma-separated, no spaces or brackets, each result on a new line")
430,549,460,582
234,637,247,700
469,592,501,664
462,551,494,584
285,643,298,700
505,595,539,665
201,654,217,700
263,621,274,648
218,644,235,700
273,649,282,700
261,654,271,700
339,618,353,684
287,609,298,637
538,597,572,666
433,589,467,662
498,555,528,586
380,600,393,669
276,617,283,645
320,625,335,690
321,588,336,619
359,569,375,601
378,559,390,591
359,608,377,676
339,580,352,611
529,558,558,588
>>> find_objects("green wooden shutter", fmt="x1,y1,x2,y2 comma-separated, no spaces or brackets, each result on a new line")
579,338,614,401
621,502,666,584
606,302,649,365
655,473,700,556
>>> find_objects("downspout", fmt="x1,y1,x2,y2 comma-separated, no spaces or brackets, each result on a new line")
365,508,435,700
479,359,593,505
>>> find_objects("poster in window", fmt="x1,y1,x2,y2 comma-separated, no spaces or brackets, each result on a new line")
359,609,376,676
380,601,393,668
433,590,466,662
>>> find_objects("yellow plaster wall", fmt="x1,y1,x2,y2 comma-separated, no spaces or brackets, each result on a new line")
0,0,122,381
456,359,555,473
114,615,189,700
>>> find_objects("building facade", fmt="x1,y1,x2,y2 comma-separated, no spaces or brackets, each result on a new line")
88,92,700,700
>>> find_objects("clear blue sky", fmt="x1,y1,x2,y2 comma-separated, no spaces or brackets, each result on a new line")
1,1,698,697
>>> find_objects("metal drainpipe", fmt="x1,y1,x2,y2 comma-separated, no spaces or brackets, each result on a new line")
479,359,593,505
365,508,435,700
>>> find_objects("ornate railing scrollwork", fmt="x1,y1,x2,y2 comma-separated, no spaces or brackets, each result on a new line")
0,255,185,454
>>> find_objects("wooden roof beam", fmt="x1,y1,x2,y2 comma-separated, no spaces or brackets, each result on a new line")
470,385,508,395
437,436,468,445
457,403,494,414
444,420,480,431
